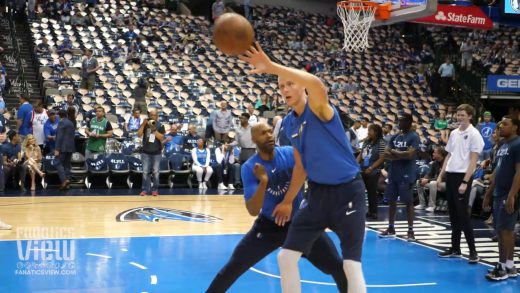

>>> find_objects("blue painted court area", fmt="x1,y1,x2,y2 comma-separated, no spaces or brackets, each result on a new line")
0,230,516,293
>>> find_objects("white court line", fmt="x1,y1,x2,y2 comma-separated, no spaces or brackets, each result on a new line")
86,253,112,259
249,268,437,288
121,248,128,252
150,275,158,285
130,262,147,270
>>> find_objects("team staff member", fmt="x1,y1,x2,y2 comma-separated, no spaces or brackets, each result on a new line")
483,116,520,281
206,123,348,293
437,104,484,263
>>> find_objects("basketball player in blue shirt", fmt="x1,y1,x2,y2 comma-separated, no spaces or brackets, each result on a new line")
206,122,348,292
240,43,367,293
379,113,420,241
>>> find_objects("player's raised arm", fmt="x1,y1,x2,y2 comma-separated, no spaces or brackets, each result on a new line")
239,42,333,122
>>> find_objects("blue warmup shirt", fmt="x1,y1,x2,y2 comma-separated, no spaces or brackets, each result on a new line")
283,104,359,184
478,122,496,151
242,146,303,222
387,131,421,183
494,136,520,198
17,102,33,135
196,149,208,165
164,134,184,152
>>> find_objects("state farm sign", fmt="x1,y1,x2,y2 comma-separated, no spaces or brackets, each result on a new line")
413,5,493,30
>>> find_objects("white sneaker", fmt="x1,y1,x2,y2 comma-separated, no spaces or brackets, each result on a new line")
425,206,435,212
0,220,12,230
228,184,235,190
218,183,228,190
198,182,204,189
202,182,208,189
414,204,425,210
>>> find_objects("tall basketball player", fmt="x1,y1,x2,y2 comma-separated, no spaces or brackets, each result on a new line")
206,123,348,292
240,43,367,293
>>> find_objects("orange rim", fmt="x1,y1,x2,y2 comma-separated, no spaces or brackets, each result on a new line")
337,1,391,20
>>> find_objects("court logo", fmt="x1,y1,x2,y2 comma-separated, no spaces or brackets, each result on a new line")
116,207,223,223
15,227,77,276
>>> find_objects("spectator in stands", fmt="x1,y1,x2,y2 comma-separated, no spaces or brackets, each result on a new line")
70,11,86,27
213,101,232,143
55,109,75,189
380,114,420,241
272,115,290,147
31,101,48,150
0,95,5,113
112,41,128,64
132,77,148,114
112,10,125,27
415,146,447,213
27,0,35,19
44,109,59,154
383,123,393,144
0,61,5,95
460,39,474,70
2,132,23,191
17,96,33,141
344,76,358,93
125,109,141,137
176,112,188,131
437,104,483,263
0,112,7,191
468,160,487,214
34,38,50,55
62,94,78,116
434,112,449,144
192,138,213,189
81,49,100,91
85,106,113,159
212,0,225,21
163,124,183,155
85,11,97,26
348,120,360,150
54,57,70,79
137,109,165,197
247,105,258,125
356,118,369,146
123,24,139,43
477,111,496,161
446,105,458,130
231,113,256,163
438,57,455,100
55,39,73,56
183,124,201,153
357,124,386,220
21,135,44,191
214,141,240,190
255,95,271,115
193,41,206,55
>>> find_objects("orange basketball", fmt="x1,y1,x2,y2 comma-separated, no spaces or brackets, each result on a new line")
213,13,255,56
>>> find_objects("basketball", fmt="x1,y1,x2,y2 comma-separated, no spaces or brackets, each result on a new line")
213,13,255,56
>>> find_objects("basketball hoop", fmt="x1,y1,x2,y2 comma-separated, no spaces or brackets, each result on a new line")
337,1,391,52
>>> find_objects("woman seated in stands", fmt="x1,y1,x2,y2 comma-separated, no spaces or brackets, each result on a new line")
191,138,213,190
434,111,449,144
255,95,271,116
22,135,45,191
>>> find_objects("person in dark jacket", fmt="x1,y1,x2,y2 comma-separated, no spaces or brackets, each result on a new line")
55,110,75,190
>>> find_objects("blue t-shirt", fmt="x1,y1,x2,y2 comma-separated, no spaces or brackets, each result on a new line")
478,122,496,151
2,143,21,160
283,104,359,184
127,117,141,132
494,136,520,198
44,118,60,151
195,149,208,165
388,131,421,183
164,134,183,152
242,146,303,222
17,102,33,135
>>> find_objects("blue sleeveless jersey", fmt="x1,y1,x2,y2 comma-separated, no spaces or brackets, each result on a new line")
283,104,360,184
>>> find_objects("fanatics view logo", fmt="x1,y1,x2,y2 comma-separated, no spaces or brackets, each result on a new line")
116,207,222,223
434,11,486,25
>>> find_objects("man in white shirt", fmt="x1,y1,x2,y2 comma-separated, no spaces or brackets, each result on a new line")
32,101,49,149
437,104,484,264
438,58,455,100
231,113,256,163
356,118,369,144
247,105,258,126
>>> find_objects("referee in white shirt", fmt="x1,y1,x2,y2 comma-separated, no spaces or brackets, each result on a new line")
437,104,484,263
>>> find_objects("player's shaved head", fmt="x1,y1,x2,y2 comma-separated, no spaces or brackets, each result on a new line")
252,122,275,154
251,122,269,139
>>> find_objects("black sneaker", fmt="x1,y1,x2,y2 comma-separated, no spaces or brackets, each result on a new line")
486,263,508,281
406,230,416,242
379,227,396,238
468,251,480,264
507,266,518,278
438,248,462,258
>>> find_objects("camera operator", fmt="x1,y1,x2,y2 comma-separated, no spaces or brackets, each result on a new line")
137,109,165,196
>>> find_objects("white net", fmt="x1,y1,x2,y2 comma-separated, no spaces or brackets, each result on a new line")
337,1,377,52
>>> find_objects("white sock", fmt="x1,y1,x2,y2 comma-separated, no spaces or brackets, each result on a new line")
277,249,302,293
506,260,515,269
343,260,367,293
500,262,506,270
